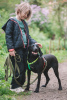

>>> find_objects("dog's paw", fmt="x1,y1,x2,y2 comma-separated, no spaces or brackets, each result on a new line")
25,87,29,91
58,86,62,90
34,89,39,93
41,85,46,87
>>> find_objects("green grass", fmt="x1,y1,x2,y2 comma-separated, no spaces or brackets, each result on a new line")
51,50,67,63
0,95,16,100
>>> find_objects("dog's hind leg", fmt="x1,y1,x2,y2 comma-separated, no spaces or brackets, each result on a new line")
53,66,62,90
42,70,50,87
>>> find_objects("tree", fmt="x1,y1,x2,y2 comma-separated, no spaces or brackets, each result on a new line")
53,1,67,37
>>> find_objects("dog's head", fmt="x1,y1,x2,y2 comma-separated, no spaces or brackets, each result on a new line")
28,44,43,56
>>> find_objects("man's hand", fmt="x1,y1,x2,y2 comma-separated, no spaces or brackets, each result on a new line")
9,50,15,56
35,43,42,48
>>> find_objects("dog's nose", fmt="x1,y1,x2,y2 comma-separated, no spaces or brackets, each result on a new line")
35,47,38,51
35,49,37,51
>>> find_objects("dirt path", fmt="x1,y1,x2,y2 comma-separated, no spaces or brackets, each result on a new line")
17,61,67,100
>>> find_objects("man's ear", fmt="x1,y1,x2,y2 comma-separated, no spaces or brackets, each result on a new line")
39,48,43,56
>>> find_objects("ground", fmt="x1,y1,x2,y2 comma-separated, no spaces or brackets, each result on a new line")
16,61,67,100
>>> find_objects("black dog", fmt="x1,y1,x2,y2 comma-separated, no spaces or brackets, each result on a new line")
25,44,62,93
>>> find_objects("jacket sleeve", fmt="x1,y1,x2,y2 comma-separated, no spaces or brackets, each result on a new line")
2,20,14,50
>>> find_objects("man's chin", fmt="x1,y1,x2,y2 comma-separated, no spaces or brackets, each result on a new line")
21,17,26,20
21,18,24,20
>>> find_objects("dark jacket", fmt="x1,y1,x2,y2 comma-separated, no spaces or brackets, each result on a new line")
2,18,36,51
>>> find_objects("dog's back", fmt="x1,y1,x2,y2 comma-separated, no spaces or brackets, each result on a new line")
42,54,58,69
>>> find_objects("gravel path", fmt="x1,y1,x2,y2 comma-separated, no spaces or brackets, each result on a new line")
17,61,67,100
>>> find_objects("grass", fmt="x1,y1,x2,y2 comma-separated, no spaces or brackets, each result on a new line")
51,50,67,63
0,95,16,100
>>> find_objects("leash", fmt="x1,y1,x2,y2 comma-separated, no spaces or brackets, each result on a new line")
4,52,23,87
4,52,38,87
4,52,47,87
4,54,12,81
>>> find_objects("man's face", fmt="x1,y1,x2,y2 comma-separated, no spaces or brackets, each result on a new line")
20,10,29,20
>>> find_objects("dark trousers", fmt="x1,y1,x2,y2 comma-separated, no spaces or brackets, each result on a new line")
10,47,28,89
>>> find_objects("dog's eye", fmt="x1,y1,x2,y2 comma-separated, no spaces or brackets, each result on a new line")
32,44,34,47
36,45,38,47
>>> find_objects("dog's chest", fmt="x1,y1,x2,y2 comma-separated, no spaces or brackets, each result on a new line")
28,56,44,73
30,62,43,73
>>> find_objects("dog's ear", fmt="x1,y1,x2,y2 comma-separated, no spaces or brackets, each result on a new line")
39,48,43,56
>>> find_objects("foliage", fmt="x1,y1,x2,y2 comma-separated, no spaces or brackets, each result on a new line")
0,0,9,10
0,95,16,100
29,26,67,53
51,50,67,63
0,0,67,99
25,0,67,5
0,9,10,28
0,30,7,53
0,67,5,80
0,1,67,38
27,4,49,25
0,80,12,96
27,4,54,38
0,0,20,12
27,2,66,38
51,2,67,37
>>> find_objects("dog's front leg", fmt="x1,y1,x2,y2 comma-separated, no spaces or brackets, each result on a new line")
34,73,41,93
25,69,31,91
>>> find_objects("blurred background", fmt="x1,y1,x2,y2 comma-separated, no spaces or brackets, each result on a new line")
0,0,67,52
0,0,67,54
0,0,67,99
